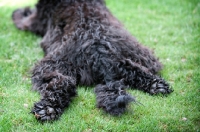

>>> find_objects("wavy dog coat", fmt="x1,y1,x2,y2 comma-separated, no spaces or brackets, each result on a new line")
12,0,173,121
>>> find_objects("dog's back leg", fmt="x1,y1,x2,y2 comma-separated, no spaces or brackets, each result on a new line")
123,60,173,95
31,61,77,121
94,80,135,116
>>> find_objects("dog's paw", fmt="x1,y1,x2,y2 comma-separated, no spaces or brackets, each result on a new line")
31,100,62,122
12,7,34,30
149,78,173,95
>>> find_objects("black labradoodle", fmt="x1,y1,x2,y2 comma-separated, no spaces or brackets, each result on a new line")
12,0,173,122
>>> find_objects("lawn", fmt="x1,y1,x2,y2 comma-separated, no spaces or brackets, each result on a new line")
0,0,199,131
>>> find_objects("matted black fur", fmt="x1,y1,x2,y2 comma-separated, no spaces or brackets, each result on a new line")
12,0,173,122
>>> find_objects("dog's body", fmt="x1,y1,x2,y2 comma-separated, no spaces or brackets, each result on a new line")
12,0,173,121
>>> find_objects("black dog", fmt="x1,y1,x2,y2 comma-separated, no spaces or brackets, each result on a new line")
12,0,173,122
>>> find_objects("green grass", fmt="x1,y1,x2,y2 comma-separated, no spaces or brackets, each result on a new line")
0,0,199,131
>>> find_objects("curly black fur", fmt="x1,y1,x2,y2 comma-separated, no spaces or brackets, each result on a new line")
12,0,173,122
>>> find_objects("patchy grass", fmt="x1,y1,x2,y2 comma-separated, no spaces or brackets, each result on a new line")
0,0,199,131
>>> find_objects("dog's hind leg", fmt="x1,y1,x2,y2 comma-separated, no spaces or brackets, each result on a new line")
94,80,135,116
134,74,173,95
31,61,77,121
123,60,173,95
